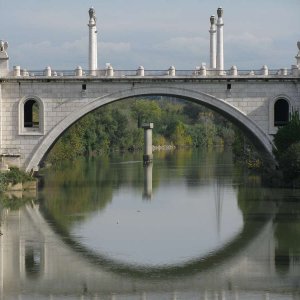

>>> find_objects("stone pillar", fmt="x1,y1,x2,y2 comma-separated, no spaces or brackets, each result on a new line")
216,7,224,75
291,65,299,76
143,162,153,200
88,7,98,76
296,41,300,66
44,66,51,77
230,65,238,76
199,64,207,76
13,66,21,77
0,40,9,77
106,65,114,77
209,15,217,69
137,66,145,76
142,123,154,164
261,65,269,76
75,66,83,77
169,66,176,76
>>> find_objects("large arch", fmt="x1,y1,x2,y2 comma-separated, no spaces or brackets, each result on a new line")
25,86,275,171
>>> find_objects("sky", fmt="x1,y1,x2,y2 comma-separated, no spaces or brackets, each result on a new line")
0,0,299,71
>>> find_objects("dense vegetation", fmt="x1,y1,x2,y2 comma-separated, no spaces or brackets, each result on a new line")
273,111,300,186
46,97,236,164
0,167,33,192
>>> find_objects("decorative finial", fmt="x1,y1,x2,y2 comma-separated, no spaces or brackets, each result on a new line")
217,7,223,18
0,40,8,52
89,7,96,23
210,15,216,25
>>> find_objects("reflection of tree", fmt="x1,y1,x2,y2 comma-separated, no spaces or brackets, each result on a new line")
274,197,300,275
40,153,145,230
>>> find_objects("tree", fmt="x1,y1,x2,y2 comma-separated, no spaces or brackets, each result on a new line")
274,111,300,154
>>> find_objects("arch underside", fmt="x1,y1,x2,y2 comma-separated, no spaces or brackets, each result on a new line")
25,86,275,171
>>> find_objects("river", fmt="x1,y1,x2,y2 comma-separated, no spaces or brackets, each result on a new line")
0,148,299,299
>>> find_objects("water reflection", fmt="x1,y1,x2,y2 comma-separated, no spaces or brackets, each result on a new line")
143,162,153,200
0,149,299,299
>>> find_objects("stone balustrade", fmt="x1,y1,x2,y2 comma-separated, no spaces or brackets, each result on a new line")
4,65,300,78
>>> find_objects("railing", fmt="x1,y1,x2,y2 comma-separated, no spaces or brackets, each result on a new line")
5,67,300,78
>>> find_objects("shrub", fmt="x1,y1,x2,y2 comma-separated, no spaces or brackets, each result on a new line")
274,111,300,155
278,142,300,182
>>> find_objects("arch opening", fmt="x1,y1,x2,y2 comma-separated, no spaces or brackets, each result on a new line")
274,98,289,127
24,99,40,128
25,88,275,171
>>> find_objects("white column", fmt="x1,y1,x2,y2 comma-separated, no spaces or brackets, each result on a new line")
88,7,98,76
216,7,224,75
296,41,300,66
209,15,217,69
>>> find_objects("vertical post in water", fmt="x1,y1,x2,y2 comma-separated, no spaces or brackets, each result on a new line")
88,7,98,76
142,123,154,165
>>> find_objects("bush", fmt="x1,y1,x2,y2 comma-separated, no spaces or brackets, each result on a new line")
274,111,300,155
0,167,33,193
278,142,300,182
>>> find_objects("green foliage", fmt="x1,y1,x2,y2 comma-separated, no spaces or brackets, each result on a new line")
274,111,300,154
131,99,162,127
45,97,239,164
5,167,32,185
273,111,300,185
278,142,300,182
0,167,33,193
171,122,192,146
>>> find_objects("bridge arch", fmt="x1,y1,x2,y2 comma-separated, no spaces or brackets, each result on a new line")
25,86,275,171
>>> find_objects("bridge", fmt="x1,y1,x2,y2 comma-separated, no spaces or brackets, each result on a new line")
0,8,299,171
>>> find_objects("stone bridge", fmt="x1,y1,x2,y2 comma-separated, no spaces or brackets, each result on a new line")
0,70,299,171
0,7,299,171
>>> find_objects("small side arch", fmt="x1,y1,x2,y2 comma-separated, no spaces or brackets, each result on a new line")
269,95,294,134
19,96,45,135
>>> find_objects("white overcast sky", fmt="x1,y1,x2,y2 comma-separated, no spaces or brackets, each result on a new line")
0,0,299,70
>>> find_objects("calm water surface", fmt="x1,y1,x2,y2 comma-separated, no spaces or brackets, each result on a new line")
0,148,299,299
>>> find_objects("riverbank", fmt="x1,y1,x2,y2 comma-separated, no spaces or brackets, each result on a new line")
0,167,37,194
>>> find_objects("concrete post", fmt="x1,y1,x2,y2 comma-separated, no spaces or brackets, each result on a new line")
106,65,114,77
216,7,224,75
261,65,269,76
137,66,145,76
230,66,238,76
142,123,154,164
75,66,83,77
291,65,299,76
199,64,207,76
209,15,217,69
169,66,176,76
44,66,51,77
88,7,98,76
13,66,21,77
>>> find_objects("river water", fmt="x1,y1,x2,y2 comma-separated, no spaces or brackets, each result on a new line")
0,148,300,299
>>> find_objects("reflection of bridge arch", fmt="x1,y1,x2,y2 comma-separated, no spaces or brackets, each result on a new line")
26,86,275,171
2,202,295,299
